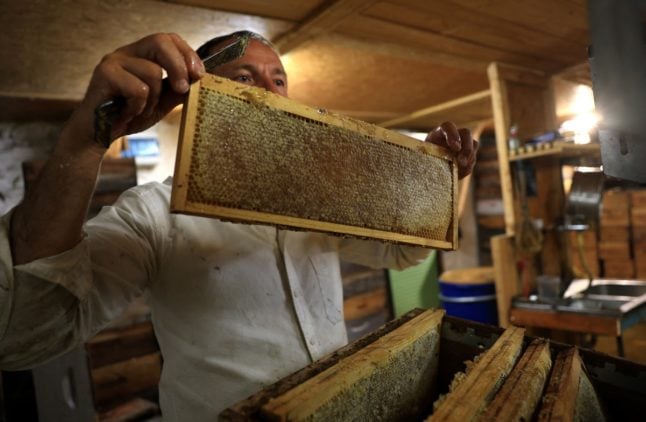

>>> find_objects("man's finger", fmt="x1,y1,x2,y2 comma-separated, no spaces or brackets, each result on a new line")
440,121,462,152
426,122,462,152
121,57,164,118
168,33,205,82
458,128,473,158
125,33,190,94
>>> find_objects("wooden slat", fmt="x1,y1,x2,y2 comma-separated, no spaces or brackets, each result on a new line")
167,0,323,21
429,326,525,421
536,347,606,422
172,74,457,249
537,348,581,422
379,90,491,129
261,309,444,421
91,352,162,409
98,398,159,422
273,0,380,53
343,286,388,321
508,141,600,161
86,321,158,369
482,339,552,421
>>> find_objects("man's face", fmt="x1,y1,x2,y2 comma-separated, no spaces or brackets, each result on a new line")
212,39,288,98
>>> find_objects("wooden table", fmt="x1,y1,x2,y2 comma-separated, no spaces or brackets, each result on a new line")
510,303,646,357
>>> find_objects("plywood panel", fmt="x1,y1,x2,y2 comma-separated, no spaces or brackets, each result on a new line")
450,0,589,42
336,15,560,71
0,0,290,100
283,35,488,120
367,1,584,68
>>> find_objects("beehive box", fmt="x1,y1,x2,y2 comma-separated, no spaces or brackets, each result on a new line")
219,309,646,421
171,74,458,249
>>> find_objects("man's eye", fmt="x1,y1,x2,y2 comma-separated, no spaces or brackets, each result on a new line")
235,75,252,84
274,79,285,87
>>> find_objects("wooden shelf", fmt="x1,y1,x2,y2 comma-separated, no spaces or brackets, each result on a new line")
508,141,600,162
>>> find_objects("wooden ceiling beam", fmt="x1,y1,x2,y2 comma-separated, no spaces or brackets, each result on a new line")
273,0,380,54
553,62,592,86
0,94,80,121
380,90,492,129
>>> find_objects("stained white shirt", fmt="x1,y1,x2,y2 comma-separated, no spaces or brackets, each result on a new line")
0,179,430,420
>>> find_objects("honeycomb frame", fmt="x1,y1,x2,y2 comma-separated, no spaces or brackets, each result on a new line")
171,74,458,249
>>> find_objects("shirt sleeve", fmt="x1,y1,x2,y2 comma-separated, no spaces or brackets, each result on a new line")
337,237,432,271
0,184,166,370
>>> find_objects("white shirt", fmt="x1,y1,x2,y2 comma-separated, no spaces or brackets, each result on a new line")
0,179,430,420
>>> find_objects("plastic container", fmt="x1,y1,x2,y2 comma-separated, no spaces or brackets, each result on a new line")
439,267,498,325
537,275,561,303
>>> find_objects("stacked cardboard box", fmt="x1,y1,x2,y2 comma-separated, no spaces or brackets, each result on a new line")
599,189,634,278
630,190,646,280
567,230,599,278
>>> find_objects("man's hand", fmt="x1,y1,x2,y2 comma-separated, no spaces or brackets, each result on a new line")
10,33,205,264
426,122,478,179
69,33,205,152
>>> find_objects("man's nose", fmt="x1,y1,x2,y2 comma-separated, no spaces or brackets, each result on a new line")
256,75,281,95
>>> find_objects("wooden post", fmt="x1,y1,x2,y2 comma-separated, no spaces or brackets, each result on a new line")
488,62,564,295
491,234,519,328
487,63,515,236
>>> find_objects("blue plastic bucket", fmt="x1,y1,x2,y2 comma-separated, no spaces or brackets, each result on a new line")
439,267,498,325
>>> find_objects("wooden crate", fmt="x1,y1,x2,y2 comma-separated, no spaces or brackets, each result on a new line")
85,322,161,413
219,310,646,421
631,209,646,227
598,241,631,260
171,74,458,249
600,189,630,227
603,259,636,279
600,226,630,243
629,189,646,208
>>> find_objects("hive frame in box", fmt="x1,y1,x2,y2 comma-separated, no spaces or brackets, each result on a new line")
171,74,458,249
220,310,646,421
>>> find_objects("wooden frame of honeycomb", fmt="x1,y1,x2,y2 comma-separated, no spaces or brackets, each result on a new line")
171,74,458,249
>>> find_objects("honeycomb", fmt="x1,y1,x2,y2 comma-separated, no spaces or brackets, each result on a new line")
179,81,454,245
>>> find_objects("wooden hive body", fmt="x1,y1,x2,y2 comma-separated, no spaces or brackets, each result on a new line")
171,75,458,249
219,310,646,421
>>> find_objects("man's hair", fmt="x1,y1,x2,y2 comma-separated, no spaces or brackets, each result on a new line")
195,30,279,59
